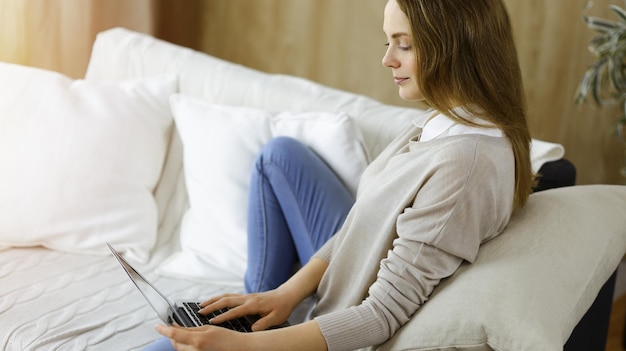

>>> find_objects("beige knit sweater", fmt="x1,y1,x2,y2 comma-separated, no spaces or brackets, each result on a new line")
312,121,515,351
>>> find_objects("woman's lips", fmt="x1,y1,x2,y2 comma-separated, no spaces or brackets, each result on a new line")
394,77,409,85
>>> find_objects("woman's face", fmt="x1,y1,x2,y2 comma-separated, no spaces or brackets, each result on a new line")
382,0,424,101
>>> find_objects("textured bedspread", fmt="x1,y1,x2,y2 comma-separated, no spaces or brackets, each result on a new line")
0,247,240,351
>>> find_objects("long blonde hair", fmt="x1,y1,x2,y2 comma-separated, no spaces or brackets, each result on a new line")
396,0,535,209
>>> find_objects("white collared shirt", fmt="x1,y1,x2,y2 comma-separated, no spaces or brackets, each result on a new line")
413,110,503,142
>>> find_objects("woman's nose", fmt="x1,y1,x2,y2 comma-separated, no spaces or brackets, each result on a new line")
382,49,399,68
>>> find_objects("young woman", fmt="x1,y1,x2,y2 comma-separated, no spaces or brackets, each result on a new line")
149,0,534,350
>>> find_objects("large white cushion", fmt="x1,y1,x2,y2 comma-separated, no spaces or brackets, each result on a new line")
376,185,626,351
0,62,175,262
158,94,369,283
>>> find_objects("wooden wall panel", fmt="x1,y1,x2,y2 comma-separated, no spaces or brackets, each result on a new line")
0,0,155,78
194,0,624,185
199,0,403,106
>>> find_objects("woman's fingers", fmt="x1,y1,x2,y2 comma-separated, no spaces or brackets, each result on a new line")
199,293,241,307
205,305,250,325
200,295,245,313
198,294,259,325
250,312,282,332
199,294,243,316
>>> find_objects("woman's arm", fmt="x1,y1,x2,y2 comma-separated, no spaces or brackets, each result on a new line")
156,319,328,351
278,256,328,307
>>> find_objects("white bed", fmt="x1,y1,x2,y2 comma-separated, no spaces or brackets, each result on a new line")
0,247,234,350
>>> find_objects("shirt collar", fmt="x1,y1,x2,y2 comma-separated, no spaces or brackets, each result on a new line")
411,108,503,141
412,111,455,142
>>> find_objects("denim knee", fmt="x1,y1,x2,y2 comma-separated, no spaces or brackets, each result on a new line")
256,136,308,164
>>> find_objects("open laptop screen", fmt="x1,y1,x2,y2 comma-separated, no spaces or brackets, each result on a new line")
107,243,185,325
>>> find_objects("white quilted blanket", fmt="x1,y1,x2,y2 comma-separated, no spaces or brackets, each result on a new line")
0,247,237,351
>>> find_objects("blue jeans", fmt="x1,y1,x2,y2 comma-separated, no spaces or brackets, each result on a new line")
244,136,354,293
143,137,354,350
142,337,175,351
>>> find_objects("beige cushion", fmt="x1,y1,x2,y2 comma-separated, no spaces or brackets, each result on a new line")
376,185,626,351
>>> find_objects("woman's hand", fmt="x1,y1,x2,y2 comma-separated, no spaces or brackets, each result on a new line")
198,289,296,331
199,257,330,331
156,324,247,351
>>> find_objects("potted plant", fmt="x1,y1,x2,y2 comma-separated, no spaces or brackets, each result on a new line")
576,1,626,181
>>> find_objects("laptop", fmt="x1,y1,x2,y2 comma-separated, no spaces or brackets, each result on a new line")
107,243,266,332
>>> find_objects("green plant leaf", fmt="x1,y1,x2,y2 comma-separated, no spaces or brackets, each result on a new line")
576,66,597,105
610,51,626,92
585,15,619,33
610,4,626,25
589,33,611,56
578,1,626,125
577,57,607,105
591,61,604,104
576,61,602,104
590,38,615,56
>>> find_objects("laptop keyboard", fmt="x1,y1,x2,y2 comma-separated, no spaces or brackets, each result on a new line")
182,302,253,332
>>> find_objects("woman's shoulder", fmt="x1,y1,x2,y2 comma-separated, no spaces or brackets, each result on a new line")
413,134,511,161
410,135,514,184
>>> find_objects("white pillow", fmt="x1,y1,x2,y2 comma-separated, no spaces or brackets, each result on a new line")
530,139,565,173
0,62,175,263
376,185,626,351
158,94,369,283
